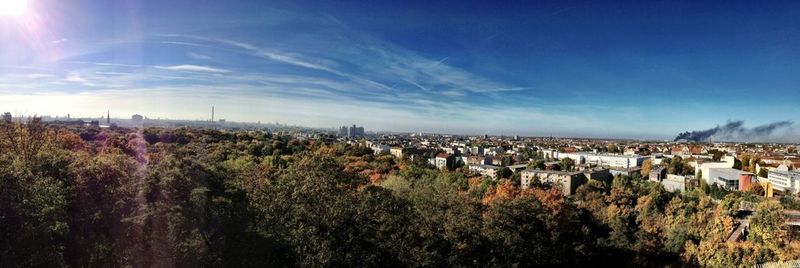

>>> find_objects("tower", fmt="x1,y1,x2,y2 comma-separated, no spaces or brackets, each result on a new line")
106,110,110,124
212,106,215,122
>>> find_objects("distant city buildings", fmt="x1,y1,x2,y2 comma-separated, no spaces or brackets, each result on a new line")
339,124,365,138
2,112,11,122
131,114,144,127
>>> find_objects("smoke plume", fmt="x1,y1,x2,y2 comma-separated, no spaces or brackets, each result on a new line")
674,120,794,142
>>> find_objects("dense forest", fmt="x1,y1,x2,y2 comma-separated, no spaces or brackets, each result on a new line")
1,120,798,267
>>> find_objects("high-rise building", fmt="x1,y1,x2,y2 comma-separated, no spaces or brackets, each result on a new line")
132,114,144,127
339,124,365,138
2,112,11,122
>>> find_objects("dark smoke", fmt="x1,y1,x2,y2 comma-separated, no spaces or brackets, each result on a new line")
674,120,793,142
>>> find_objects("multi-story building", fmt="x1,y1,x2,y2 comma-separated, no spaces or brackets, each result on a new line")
548,151,648,169
469,164,500,180
768,165,800,194
131,114,144,127
471,146,484,156
694,156,736,184
435,153,455,170
609,167,642,178
707,168,743,190
338,125,365,138
370,144,390,155
649,166,667,182
520,169,586,196
583,167,613,183
467,156,492,166
662,174,686,192
390,147,404,158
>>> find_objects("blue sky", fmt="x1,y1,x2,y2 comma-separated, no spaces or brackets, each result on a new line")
1,0,799,140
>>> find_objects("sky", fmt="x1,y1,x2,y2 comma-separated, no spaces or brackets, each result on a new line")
0,0,799,140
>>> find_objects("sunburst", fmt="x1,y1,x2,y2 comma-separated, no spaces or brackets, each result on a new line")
0,0,28,17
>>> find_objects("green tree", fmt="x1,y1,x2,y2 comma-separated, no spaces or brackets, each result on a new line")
758,168,769,178
748,200,787,249
560,157,576,171
0,119,70,267
497,167,513,179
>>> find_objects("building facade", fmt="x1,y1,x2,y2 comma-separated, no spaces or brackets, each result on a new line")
707,168,743,190
520,169,587,196
768,166,800,194
435,153,455,170
662,174,686,192
548,151,648,169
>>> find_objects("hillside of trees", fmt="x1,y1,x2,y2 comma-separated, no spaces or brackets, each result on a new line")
1,120,799,267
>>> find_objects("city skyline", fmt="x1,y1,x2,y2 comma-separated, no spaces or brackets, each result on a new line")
2,0,800,141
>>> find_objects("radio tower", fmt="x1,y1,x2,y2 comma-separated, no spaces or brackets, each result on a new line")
106,110,110,125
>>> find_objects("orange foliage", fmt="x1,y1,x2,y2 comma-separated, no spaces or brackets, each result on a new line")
317,145,338,155
529,187,567,217
368,173,383,184
468,177,483,190
482,180,520,205
396,161,408,172
56,130,87,151
344,159,369,173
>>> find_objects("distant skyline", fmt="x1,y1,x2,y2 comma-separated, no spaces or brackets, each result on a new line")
1,0,799,141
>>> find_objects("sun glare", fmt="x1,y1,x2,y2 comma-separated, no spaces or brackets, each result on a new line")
0,0,28,17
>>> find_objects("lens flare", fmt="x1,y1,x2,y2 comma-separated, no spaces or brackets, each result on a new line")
0,0,28,17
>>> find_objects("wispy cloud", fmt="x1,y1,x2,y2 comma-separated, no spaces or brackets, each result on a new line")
161,41,210,47
65,73,87,83
187,52,211,60
155,65,230,73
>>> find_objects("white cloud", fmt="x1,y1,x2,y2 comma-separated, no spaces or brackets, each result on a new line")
65,73,87,83
155,65,230,73
51,38,68,44
187,52,211,60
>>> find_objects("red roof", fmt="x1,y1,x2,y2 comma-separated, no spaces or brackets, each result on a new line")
436,153,451,158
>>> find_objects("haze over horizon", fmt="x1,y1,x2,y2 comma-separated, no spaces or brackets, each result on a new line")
2,0,799,141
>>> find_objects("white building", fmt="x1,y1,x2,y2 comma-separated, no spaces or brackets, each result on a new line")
694,156,736,184
768,165,800,194
548,151,648,169
435,153,454,170
371,144,390,155
707,168,742,190
662,174,686,192
469,164,500,180
390,147,404,158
